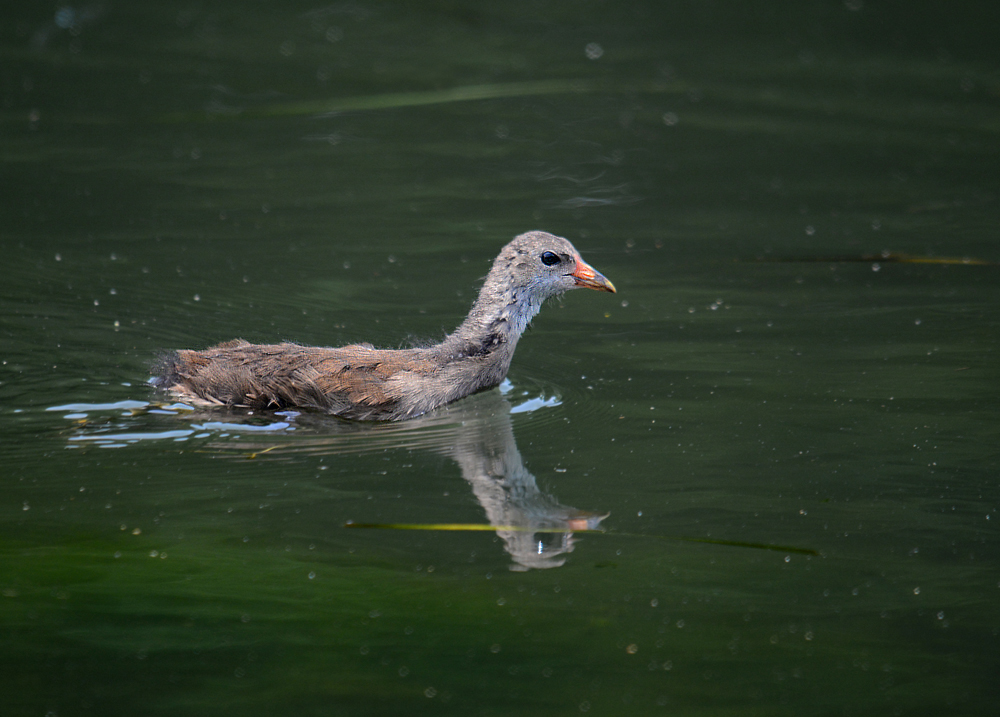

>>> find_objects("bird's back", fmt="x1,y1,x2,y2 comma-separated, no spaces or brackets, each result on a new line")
154,339,438,420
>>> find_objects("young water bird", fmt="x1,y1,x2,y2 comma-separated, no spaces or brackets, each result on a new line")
152,231,615,420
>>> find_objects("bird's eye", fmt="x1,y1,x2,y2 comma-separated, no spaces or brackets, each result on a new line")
540,251,560,266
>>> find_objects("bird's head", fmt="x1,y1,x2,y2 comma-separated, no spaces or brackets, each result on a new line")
495,231,616,301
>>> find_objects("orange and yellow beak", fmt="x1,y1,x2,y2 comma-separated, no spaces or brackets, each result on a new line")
570,257,616,293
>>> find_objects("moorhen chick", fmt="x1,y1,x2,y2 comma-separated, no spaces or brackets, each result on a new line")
152,231,615,420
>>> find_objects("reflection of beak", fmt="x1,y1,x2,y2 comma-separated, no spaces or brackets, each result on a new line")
570,257,616,293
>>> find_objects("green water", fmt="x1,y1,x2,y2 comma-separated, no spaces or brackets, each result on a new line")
2,2,998,715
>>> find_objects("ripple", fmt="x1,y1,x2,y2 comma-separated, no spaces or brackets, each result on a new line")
508,361,615,427
47,400,151,414
43,381,568,459
69,429,195,447
192,421,294,433
500,378,563,414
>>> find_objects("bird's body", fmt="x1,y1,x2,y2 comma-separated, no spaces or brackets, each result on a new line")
152,231,615,421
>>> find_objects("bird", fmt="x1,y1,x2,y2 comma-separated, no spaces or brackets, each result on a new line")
151,230,615,421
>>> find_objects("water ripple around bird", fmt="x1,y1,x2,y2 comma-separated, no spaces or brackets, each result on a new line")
42,378,568,459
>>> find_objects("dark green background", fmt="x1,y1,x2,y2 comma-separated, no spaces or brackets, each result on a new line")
2,2,998,715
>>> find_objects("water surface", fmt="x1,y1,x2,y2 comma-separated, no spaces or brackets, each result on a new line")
2,2,998,715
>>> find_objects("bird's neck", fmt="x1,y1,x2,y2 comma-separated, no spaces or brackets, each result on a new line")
437,275,544,370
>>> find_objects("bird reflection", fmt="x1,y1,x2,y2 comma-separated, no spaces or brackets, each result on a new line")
56,387,607,570
434,390,608,570
215,389,607,570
